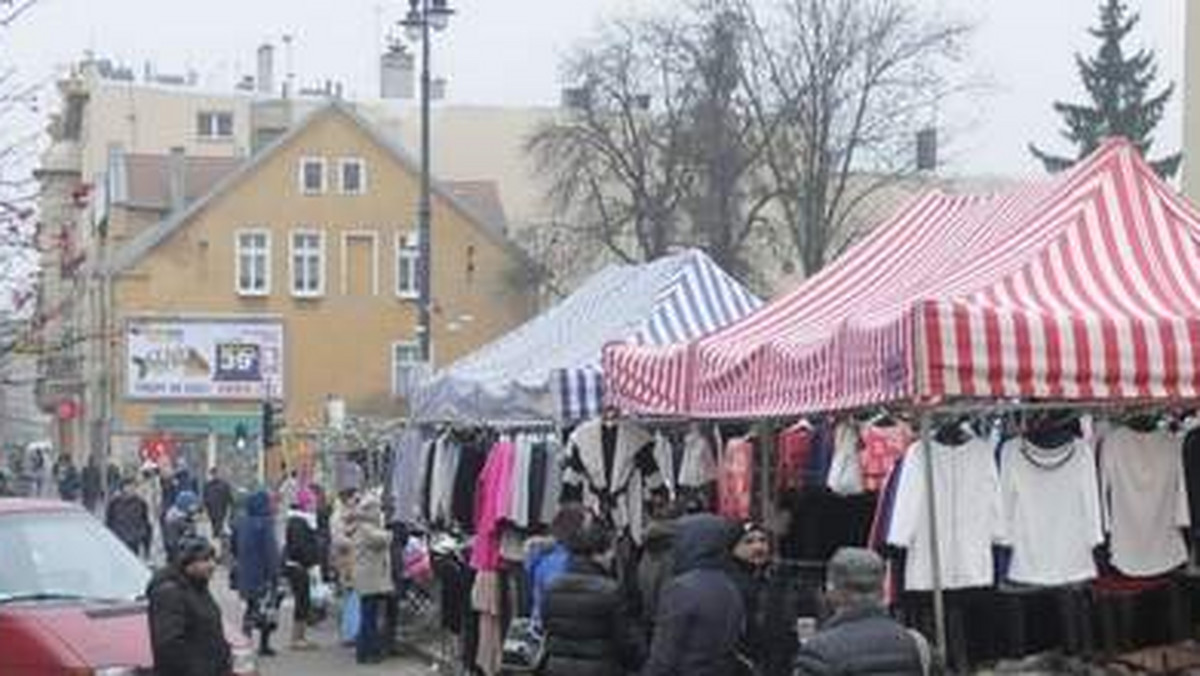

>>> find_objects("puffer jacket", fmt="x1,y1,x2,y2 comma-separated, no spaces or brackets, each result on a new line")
792,606,927,675
146,565,232,676
543,557,645,676
105,492,151,552
353,496,394,596
641,514,745,676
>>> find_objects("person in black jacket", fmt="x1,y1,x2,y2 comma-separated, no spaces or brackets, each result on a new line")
146,535,232,676
203,467,235,539
641,513,745,676
732,521,799,676
105,477,152,555
284,487,321,650
793,548,929,676
542,510,645,676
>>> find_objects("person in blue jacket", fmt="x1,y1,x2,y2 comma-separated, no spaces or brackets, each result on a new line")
527,504,588,622
232,490,280,657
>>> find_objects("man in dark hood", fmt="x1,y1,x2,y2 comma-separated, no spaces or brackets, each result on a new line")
232,490,280,656
641,513,746,676
146,535,232,676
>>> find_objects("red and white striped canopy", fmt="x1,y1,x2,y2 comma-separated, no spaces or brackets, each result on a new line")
603,140,1200,418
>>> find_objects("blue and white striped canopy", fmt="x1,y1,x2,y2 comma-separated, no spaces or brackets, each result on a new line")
413,249,761,424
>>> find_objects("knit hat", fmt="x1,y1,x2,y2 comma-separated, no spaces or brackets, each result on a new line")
176,535,215,567
295,486,317,512
739,520,768,539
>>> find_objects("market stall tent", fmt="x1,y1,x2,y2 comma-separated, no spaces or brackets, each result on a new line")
413,248,760,423
604,139,1200,418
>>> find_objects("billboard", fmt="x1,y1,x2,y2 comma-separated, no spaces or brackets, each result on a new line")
125,319,284,400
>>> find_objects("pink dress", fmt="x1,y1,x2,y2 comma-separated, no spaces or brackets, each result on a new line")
775,422,813,494
470,441,516,572
719,437,754,520
859,423,914,492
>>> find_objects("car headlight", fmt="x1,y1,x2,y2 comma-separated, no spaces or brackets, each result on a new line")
231,644,259,675
92,668,138,676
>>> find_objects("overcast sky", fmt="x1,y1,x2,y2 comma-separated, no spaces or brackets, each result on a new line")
4,0,1189,179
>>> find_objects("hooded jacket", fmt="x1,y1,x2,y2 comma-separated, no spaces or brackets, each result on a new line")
146,564,232,676
641,514,745,676
106,490,152,551
233,490,279,597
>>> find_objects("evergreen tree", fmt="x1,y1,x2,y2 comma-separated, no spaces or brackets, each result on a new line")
1030,0,1180,178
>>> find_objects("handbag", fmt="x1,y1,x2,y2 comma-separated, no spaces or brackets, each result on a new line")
500,617,546,672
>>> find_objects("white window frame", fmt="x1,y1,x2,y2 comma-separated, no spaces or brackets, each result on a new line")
197,110,234,140
337,157,367,195
234,228,271,297
298,156,326,195
395,231,420,300
289,228,326,298
340,230,379,295
392,340,427,397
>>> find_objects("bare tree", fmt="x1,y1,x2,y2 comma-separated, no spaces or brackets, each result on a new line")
526,16,696,269
739,0,969,276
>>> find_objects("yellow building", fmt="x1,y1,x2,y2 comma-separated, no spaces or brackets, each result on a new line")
100,101,538,478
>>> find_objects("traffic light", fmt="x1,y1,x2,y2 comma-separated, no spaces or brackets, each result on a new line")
261,400,285,448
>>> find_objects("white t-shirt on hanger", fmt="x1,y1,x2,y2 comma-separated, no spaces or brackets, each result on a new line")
888,434,1005,591
1100,426,1190,577
999,437,1103,585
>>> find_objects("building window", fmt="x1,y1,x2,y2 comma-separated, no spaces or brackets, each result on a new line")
290,229,325,297
338,158,366,195
299,157,326,195
392,341,427,397
235,230,270,296
197,111,234,139
396,232,419,299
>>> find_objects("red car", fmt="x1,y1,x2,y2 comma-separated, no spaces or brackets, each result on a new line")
0,498,258,675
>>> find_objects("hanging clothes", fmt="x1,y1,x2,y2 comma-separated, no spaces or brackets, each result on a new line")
1099,425,1190,577
888,432,1005,591
389,426,427,526
429,433,461,526
998,436,1103,585
678,424,718,488
719,436,755,521
827,420,864,496
507,435,534,527
562,418,663,543
472,570,503,676
451,435,490,530
776,420,813,494
471,441,516,572
859,419,914,492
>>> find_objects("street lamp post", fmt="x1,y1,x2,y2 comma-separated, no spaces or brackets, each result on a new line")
399,0,454,364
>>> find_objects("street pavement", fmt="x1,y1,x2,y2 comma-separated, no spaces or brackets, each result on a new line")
210,568,441,676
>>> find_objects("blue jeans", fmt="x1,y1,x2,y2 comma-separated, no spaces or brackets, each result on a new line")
356,593,386,663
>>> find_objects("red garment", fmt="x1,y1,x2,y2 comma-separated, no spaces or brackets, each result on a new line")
859,423,914,492
775,422,813,494
719,437,754,520
470,441,516,572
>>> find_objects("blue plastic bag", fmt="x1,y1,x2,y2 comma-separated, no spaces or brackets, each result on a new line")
339,590,361,643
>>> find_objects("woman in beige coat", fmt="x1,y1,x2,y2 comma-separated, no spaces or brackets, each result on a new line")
353,493,393,664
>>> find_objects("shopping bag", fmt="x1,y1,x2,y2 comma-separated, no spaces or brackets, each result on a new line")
309,568,332,611
500,617,545,672
404,536,433,583
339,590,361,642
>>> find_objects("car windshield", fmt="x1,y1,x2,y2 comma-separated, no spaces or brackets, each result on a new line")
0,510,150,603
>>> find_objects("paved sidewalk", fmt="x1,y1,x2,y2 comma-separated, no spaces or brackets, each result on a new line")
209,569,441,675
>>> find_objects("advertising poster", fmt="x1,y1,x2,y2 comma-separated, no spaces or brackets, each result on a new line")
126,319,284,400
